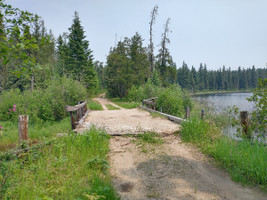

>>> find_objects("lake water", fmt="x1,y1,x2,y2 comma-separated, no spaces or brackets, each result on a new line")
192,92,254,114
192,92,256,140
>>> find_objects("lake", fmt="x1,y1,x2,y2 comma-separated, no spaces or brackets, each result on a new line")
192,92,254,114
192,92,255,140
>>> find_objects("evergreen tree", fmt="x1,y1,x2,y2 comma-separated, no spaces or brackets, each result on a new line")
203,64,209,90
251,65,257,88
198,63,205,90
66,11,97,91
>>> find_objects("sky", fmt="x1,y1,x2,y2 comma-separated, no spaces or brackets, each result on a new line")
7,0,267,70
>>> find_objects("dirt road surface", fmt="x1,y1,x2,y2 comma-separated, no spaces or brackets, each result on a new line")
76,97,179,135
81,97,266,200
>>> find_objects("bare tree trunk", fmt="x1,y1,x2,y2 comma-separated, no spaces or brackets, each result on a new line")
149,5,158,76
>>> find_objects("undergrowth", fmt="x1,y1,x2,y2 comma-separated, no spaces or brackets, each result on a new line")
0,118,70,151
180,117,267,191
0,128,119,199
110,98,140,109
88,99,103,111
134,132,163,153
106,104,120,110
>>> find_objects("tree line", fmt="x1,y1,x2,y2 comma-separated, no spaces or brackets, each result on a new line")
0,1,97,93
1,2,266,99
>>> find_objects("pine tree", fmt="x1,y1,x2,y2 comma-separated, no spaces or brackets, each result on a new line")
67,11,97,91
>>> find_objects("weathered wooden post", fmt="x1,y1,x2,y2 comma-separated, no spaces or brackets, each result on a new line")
201,109,205,119
70,112,76,130
240,111,249,138
18,115,28,142
186,106,190,119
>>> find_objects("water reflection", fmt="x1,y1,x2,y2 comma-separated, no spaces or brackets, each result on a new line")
193,92,257,141
193,92,254,114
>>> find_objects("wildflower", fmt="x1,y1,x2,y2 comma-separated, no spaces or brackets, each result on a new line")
13,105,16,107
13,108,16,112
0,126,2,129
9,109,12,111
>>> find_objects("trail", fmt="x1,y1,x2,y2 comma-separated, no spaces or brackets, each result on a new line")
82,97,266,200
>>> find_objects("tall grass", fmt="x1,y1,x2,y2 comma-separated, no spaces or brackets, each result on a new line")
88,99,103,110
0,118,70,151
180,117,267,190
110,98,140,109
0,128,119,199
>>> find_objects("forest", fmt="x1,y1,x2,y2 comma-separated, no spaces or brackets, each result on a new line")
0,2,266,99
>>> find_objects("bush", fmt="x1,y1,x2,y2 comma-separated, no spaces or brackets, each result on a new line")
156,86,184,117
128,82,192,118
0,77,88,123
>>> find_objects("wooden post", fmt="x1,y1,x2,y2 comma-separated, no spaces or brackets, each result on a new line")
18,115,28,142
70,112,76,130
186,106,190,119
201,109,205,119
240,111,249,138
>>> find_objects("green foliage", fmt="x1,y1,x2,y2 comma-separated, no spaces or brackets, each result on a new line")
138,132,163,144
106,33,149,98
180,117,267,189
0,118,70,151
0,128,119,199
0,77,87,123
110,98,140,109
106,104,120,110
88,100,103,111
156,86,184,117
128,83,192,117
247,78,267,136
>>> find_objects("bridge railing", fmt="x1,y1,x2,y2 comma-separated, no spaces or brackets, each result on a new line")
142,97,158,110
65,101,89,129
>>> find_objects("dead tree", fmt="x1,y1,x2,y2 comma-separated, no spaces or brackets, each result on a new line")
149,5,158,76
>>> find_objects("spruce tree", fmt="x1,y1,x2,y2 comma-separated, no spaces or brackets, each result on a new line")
67,11,97,91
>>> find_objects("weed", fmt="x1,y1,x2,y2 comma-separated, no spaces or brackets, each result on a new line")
106,104,120,110
0,128,119,199
150,112,167,119
110,98,140,109
180,117,267,190
88,100,103,111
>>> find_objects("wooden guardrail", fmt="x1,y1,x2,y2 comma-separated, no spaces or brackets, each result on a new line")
141,97,185,124
65,101,89,130
142,97,158,110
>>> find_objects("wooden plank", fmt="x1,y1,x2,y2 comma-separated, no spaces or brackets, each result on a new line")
65,101,87,112
143,100,156,106
144,97,158,101
77,109,90,126
140,106,185,124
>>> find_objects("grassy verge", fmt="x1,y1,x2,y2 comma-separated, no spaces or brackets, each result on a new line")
88,99,103,111
0,128,119,199
106,104,120,110
179,117,267,191
191,89,250,96
0,118,70,151
150,112,167,119
134,132,163,153
110,98,140,109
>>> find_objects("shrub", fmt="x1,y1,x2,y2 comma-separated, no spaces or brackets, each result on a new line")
156,86,184,117
0,77,88,123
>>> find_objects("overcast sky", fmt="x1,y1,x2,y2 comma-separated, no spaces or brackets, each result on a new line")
8,0,267,70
